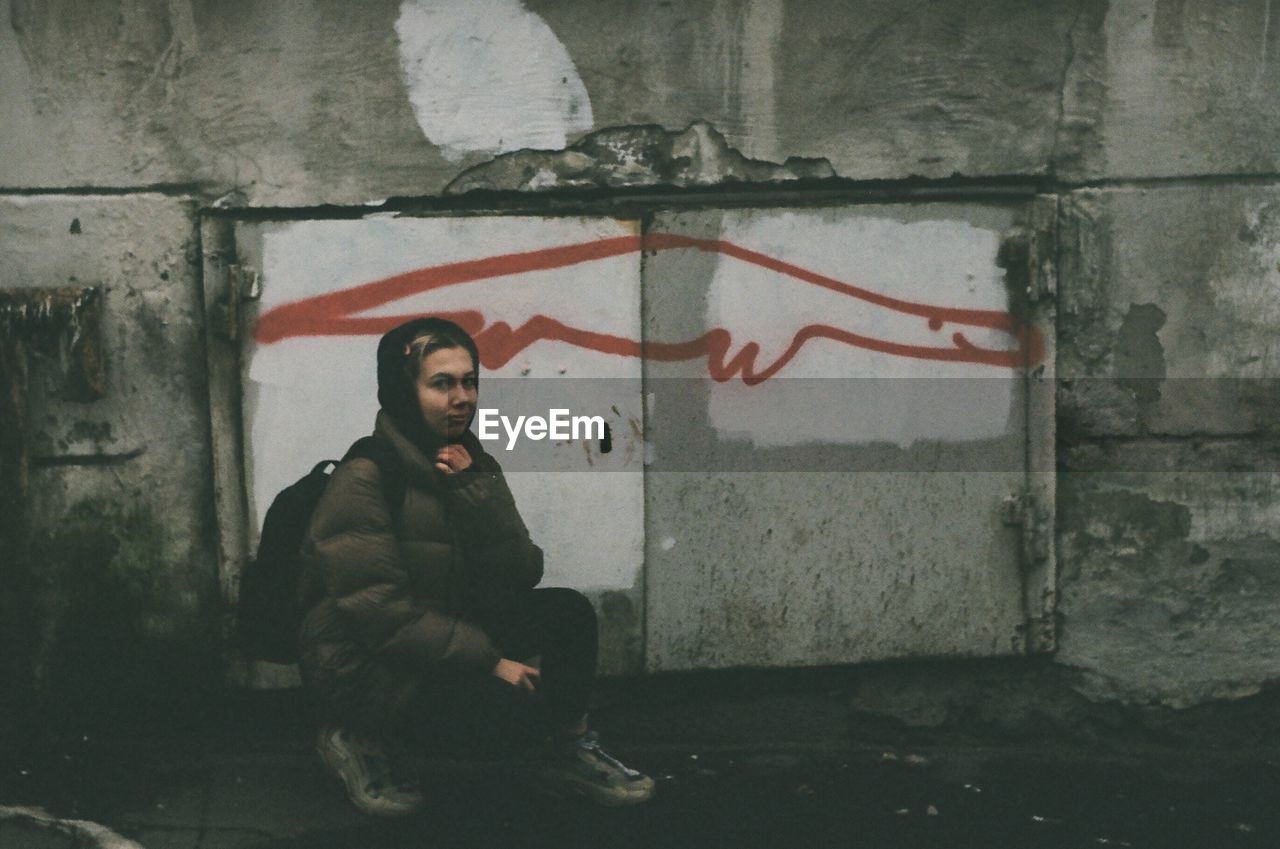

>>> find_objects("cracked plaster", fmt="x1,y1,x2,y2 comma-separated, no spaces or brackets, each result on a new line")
444,121,836,195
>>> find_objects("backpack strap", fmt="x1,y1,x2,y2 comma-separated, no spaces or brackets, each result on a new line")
343,435,406,523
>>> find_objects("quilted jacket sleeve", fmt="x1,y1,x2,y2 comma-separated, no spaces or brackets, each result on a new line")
302,457,500,672
442,447,545,599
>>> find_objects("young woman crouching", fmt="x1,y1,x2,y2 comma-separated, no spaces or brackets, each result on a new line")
297,317,653,815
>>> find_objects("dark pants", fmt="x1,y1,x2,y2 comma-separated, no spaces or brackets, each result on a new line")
408,587,598,757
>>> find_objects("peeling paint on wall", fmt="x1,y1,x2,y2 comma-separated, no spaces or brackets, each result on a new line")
1113,303,1167,405
445,121,835,193
394,0,594,161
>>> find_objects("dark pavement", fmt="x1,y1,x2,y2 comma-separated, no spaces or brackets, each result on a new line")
2,681,1278,849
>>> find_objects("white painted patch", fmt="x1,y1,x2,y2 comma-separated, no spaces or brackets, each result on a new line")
701,209,1019,448
395,0,594,161
661,536,677,551
243,216,642,591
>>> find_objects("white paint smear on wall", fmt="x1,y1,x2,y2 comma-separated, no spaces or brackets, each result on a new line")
395,0,594,160
704,210,1018,448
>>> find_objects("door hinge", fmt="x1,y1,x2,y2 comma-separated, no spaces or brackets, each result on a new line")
1026,222,1056,304
1001,491,1051,569
210,263,261,342
998,199,1057,307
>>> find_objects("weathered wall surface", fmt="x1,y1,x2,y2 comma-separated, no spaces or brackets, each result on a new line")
3,0,1082,202
1083,0,1280,180
2,0,1279,716
5,0,1274,206
1056,187,1280,706
0,195,220,719
1058,188,1280,438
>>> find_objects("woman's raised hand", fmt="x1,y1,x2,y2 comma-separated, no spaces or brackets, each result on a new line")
434,444,473,475
492,658,541,694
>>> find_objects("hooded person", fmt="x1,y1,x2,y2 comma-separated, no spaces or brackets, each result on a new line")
375,316,481,451
296,316,654,816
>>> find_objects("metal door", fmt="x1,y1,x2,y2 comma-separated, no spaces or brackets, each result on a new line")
203,201,1054,682
640,202,1055,670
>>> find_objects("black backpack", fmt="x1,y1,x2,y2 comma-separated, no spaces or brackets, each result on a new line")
236,435,403,664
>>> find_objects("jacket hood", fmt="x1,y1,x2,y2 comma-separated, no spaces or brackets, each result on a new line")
375,317,481,451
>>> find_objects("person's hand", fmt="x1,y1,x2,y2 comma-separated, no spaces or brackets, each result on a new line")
492,658,540,694
435,444,473,475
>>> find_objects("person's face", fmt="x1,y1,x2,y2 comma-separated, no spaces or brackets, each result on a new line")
414,346,478,441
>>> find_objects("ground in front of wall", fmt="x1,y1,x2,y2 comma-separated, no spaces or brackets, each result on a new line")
1,732,1277,849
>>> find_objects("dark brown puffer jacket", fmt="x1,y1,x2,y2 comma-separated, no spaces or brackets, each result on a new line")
298,410,543,729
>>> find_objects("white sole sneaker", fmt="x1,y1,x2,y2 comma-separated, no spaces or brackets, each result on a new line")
316,727,424,817
538,772,656,807
533,734,656,807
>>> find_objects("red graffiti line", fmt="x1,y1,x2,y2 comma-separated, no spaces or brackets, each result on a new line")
253,232,1044,385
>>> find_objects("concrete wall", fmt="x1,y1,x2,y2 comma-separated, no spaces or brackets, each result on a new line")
1055,187,1280,707
0,195,221,720
2,0,1279,713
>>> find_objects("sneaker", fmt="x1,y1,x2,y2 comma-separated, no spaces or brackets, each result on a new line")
316,726,424,816
536,731,655,807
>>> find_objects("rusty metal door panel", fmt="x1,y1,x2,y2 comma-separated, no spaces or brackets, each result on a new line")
642,204,1053,671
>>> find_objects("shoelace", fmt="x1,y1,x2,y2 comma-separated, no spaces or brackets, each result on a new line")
576,731,644,779
342,732,416,795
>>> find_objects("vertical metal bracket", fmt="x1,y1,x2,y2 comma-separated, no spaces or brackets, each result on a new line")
1002,492,1051,569
200,216,254,685
998,226,1057,307
210,263,260,342
1021,195,1058,654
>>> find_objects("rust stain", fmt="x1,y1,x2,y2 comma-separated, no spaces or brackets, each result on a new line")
0,287,106,401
